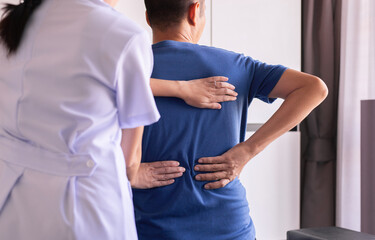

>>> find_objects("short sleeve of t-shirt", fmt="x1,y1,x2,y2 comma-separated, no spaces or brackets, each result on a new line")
248,57,288,103
114,31,160,128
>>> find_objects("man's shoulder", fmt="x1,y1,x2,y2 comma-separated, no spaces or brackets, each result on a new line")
194,44,256,70
196,44,246,58
155,41,240,53
154,41,249,63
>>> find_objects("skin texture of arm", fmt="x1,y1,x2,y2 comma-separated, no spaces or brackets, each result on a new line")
150,77,238,109
121,127,144,183
194,69,329,189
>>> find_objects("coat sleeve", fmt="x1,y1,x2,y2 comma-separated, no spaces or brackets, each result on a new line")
114,31,160,129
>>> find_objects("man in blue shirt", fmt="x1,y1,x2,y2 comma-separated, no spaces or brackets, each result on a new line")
131,0,328,239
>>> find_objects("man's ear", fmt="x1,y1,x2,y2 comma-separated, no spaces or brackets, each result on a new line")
188,2,200,26
145,11,151,27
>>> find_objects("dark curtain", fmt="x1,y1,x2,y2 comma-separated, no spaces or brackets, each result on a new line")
301,0,342,227
361,100,375,235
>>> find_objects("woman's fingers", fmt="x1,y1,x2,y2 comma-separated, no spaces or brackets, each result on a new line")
202,76,236,91
212,95,237,103
155,172,184,181
150,163,185,187
181,76,237,108
212,87,238,97
200,103,222,109
148,160,180,168
214,81,236,90
204,76,229,83
145,161,185,184
153,166,185,174
132,161,185,189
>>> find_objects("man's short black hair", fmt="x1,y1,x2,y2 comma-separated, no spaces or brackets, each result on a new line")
144,0,196,30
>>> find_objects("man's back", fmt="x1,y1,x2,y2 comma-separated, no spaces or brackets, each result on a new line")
133,40,287,240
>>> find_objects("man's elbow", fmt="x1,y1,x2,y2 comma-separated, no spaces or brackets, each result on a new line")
310,76,329,101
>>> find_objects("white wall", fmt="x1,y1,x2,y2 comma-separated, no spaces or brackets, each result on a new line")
243,132,300,240
115,1,151,38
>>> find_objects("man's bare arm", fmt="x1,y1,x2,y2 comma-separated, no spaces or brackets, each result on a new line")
194,69,328,189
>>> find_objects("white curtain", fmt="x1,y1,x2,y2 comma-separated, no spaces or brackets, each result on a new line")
337,0,375,231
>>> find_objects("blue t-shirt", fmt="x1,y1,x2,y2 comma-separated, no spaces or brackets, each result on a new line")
133,40,287,240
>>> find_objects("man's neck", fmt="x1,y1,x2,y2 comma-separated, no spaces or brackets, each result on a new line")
152,26,195,44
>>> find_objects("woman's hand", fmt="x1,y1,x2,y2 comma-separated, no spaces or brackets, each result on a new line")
194,143,253,190
179,77,238,109
131,161,185,189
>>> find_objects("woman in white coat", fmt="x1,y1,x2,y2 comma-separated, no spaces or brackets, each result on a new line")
0,0,160,239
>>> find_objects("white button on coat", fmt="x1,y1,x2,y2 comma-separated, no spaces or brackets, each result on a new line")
86,160,96,168
0,0,160,239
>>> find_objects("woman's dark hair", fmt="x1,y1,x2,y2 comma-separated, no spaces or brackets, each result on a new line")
144,0,195,30
0,0,43,55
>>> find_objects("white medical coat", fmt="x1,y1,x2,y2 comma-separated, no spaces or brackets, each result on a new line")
0,0,159,239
